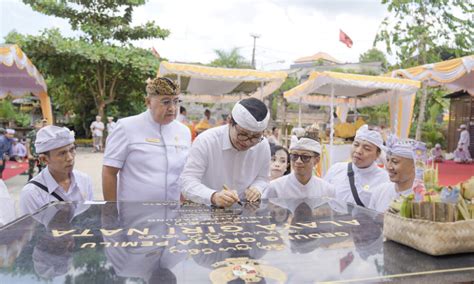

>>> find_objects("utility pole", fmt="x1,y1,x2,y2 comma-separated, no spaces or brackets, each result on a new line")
250,34,260,69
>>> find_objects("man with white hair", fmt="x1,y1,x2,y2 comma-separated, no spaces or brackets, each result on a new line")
263,137,334,198
90,115,105,152
456,124,471,160
324,125,389,207
20,125,94,215
181,98,271,207
368,135,417,213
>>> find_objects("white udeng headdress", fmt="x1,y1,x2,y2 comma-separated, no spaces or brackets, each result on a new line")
231,101,269,132
354,125,383,150
290,137,321,154
384,134,416,160
35,125,75,154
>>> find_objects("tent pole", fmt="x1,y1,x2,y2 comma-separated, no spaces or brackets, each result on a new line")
354,99,358,121
329,84,334,167
298,97,302,128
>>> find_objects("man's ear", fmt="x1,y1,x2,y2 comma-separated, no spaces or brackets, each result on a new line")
38,154,49,165
145,96,151,107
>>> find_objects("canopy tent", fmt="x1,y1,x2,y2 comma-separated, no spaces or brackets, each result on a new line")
284,71,420,165
158,61,287,103
0,44,53,124
389,55,474,95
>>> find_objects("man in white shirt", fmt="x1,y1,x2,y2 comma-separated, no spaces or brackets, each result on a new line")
102,77,191,202
264,137,334,199
369,135,416,213
324,125,389,207
20,125,94,215
181,98,270,207
177,106,188,124
90,115,105,152
456,124,471,160
106,116,117,134
10,138,27,162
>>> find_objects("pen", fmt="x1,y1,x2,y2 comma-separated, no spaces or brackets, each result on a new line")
223,184,243,206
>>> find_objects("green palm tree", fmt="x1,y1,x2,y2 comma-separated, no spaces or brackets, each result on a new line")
210,47,252,69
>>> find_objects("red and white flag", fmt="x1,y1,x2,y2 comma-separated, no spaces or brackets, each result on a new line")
151,46,160,59
339,29,353,48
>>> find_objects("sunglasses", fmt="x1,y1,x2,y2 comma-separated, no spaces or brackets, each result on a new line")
290,153,316,163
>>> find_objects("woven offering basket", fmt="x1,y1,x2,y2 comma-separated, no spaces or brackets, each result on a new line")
383,212,474,256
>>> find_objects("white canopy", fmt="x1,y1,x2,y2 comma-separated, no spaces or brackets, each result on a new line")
158,61,287,103
389,55,474,95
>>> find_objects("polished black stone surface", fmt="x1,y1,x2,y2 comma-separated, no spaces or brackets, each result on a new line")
0,198,473,283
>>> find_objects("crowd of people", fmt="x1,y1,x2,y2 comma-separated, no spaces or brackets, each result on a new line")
0,76,471,217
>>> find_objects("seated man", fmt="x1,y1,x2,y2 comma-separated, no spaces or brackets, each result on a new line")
10,138,27,162
20,125,94,214
263,137,334,199
368,135,416,213
454,145,472,164
430,143,444,163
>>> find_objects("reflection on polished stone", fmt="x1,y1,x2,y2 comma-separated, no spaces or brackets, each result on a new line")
0,198,473,283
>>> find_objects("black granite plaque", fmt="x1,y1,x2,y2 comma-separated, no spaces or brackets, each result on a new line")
0,198,473,283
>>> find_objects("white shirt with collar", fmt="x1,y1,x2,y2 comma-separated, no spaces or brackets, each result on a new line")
90,121,105,137
263,173,335,199
368,182,413,213
103,110,191,202
180,124,270,205
324,162,389,207
19,167,93,215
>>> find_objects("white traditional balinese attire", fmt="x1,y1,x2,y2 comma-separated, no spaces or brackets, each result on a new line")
368,182,413,213
264,173,334,199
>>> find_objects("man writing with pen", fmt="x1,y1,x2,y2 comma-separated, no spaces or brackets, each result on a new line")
180,98,270,208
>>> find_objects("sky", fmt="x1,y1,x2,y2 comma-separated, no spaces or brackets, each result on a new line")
0,0,393,70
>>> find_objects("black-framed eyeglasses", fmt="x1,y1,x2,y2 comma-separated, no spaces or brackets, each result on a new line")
159,98,182,107
234,125,263,143
290,153,315,163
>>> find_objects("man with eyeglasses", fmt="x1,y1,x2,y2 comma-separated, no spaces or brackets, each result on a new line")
20,125,94,215
181,98,271,208
102,77,191,202
263,137,334,199
324,125,389,207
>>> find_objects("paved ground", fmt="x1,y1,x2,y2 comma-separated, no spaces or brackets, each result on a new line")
5,147,104,215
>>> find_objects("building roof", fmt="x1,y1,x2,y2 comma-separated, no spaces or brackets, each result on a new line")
294,52,341,64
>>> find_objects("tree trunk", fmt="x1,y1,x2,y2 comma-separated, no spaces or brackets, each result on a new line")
415,87,427,140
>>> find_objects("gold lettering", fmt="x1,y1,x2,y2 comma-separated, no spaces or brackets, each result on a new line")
99,242,111,247
72,229,94,237
100,229,123,236
264,236,280,242
52,229,75,237
80,242,96,248
256,224,276,231
308,233,322,239
335,232,349,237
321,233,336,238
121,242,138,247
294,234,309,240
296,222,317,228
221,225,243,233
339,220,360,226
181,227,203,234
242,237,256,243
127,228,149,236
141,241,153,247
320,221,342,227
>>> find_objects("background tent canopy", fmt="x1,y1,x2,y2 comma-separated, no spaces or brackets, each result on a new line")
0,44,52,124
158,61,287,102
389,55,474,95
284,71,420,107
0,44,47,98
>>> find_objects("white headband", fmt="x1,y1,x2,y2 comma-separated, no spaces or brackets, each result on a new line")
290,137,321,154
231,101,269,132
384,134,416,160
355,125,383,150
35,125,75,153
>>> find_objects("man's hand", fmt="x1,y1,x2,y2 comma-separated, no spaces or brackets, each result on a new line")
245,187,261,202
211,190,240,208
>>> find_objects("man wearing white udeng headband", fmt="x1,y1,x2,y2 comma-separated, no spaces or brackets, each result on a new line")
324,125,389,207
181,98,271,208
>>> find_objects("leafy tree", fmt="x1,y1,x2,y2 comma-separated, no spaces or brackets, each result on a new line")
5,0,170,134
209,48,252,69
375,0,473,140
359,48,388,70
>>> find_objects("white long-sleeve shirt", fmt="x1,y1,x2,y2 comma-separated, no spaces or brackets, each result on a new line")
263,173,334,199
180,125,270,205
368,182,413,213
458,129,470,148
324,162,389,207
